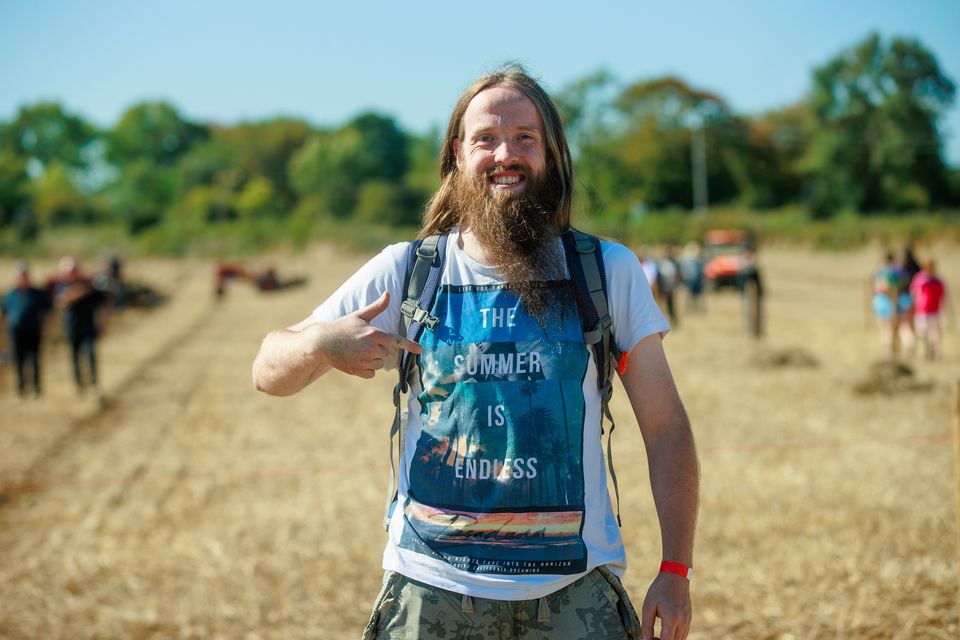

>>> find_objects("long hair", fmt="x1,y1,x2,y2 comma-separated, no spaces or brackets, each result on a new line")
419,65,574,238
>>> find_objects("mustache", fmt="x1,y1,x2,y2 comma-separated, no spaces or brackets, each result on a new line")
484,164,532,179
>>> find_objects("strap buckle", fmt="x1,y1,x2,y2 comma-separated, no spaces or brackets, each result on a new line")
400,299,439,329
412,307,439,329
416,244,437,260
574,236,595,254
582,314,613,345
399,298,417,320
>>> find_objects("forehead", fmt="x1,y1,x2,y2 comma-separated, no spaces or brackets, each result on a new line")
462,85,543,132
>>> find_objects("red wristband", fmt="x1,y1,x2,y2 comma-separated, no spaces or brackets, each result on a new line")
660,560,693,580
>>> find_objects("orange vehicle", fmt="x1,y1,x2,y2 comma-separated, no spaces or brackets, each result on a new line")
703,229,754,290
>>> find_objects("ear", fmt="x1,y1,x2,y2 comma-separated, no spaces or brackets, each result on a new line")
452,137,464,170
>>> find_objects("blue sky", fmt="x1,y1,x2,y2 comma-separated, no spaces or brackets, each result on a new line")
2,0,959,163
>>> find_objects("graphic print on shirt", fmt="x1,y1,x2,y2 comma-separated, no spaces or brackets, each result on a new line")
398,282,590,575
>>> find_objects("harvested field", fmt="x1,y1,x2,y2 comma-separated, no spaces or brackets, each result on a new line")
0,244,958,639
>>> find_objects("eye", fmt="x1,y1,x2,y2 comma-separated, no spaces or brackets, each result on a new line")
476,134,494,143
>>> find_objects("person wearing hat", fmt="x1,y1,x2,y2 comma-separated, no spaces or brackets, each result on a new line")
1,261,52,397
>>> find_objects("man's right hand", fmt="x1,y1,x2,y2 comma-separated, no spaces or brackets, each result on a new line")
312,292,421,379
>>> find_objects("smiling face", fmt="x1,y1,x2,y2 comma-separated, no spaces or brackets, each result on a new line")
453,85,547,196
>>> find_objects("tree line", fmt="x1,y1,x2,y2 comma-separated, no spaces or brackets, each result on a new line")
1,33,957,254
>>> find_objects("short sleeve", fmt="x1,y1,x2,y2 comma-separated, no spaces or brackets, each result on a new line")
310,242,410,336
600,241,671,354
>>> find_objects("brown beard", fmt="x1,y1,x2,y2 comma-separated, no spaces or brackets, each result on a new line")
448,164,566,322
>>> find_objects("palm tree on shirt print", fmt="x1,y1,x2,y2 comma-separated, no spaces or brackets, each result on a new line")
518,377,577,505
516,406,563,505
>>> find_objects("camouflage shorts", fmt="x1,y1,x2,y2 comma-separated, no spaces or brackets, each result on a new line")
361,566,641,640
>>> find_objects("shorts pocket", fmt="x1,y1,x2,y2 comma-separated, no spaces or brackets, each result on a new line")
361,571,402,640
593,566,642,640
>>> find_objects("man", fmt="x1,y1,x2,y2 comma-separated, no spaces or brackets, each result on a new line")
657,246,682,327
50,256,109,391
680,242,706,315
738,249,763,338
1,261,51,397
253,66,698,640
638,248,661,301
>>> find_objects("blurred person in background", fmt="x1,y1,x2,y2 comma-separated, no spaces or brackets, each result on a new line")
910,259,950,360
896,245,921,356
737,249,764,338
1,261,52,398
871,252,903,358
638,247,660,300
253,66,698,640
658,245,682,327
93,254,127,310
50,256,110,392
901,245,921,284
680,242,705,315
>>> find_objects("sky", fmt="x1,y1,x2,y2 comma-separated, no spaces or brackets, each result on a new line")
2,0,959,164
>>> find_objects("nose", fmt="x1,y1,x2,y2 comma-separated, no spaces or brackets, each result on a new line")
493,139,518,165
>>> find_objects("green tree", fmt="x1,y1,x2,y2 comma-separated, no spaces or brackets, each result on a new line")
0,152,37,241
30,162,99,226
218,118,310,199
555,69,618,150
104,161,179,233
717,112,807,209
611,76,738,212
0,102,97,171
235,176,286,220
354,181,425,226
806,33,956,215
107,101,208,167
177,136,239,192
288,112,409,217
738,103,811,207
288,130,357,216
555,70,623,218
405,127,441,194
346,112,409,183
179,184,236,225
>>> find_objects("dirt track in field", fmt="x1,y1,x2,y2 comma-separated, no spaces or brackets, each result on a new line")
0,243,958,639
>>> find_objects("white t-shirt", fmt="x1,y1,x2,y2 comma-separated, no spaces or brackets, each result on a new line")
311,228,669,600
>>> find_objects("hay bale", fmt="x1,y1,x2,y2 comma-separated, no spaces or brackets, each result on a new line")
852,360,935,396
751,347,820,369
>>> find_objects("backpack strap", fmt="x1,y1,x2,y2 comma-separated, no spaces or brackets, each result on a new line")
384,234,448,530
561,229,625,526
397,234,446,391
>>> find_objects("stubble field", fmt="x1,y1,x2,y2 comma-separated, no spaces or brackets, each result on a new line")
0,242,957,639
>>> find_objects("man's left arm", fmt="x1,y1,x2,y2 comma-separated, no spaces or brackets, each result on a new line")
618,333,699,640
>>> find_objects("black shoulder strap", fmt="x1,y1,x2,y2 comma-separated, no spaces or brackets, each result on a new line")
561,228,625,526
384,234,448,530
561,230,620,394
397,234,447,392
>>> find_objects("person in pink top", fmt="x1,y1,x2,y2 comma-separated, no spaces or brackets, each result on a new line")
909,260,949,360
